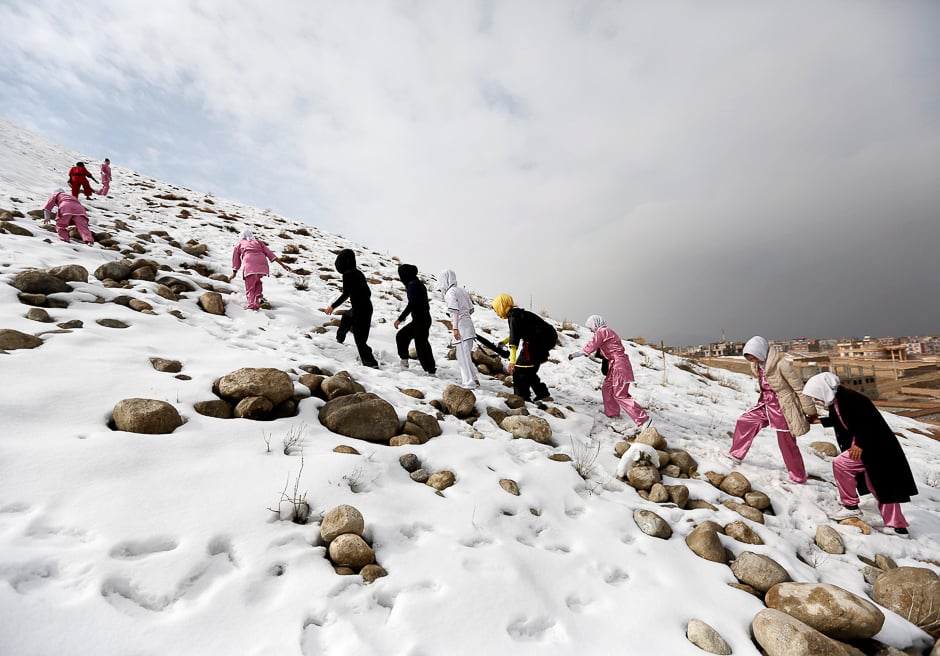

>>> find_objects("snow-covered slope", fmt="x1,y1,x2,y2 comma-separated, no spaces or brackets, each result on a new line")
1,115,939,655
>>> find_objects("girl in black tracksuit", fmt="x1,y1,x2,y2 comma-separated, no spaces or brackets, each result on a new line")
394,264,436,374
325,249,378,368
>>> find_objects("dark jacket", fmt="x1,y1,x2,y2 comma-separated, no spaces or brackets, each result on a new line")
507,307,557,361
397,264,431,324
331,249,371,309
821,386,918,504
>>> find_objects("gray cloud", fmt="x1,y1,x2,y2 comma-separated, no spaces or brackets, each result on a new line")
2,0,938,344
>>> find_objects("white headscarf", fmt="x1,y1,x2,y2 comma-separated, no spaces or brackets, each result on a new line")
743,336,769,363
239,229,255,241
803,372,841,406
437,269,457,293
585,315,606,332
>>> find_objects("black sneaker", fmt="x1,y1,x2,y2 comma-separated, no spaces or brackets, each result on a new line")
336,330,347,344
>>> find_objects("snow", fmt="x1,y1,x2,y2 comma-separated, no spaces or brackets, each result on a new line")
1,114,939,655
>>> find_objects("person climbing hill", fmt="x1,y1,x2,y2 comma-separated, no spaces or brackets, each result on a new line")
97,158,111,195
394,264,436,375
43,188,95,245
325,249,378,368
229,229,291,311
437,269,478,389
68,162,97,200
492,293,557,403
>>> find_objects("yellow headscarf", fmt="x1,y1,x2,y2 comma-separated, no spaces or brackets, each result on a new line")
492,293,514,319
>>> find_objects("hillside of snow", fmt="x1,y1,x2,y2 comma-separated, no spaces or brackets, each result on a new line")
1,115,939,656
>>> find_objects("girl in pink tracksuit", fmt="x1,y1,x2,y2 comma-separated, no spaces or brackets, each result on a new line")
43,189,95,245
97,159,111,195
229,229,291,310
569,315,650,429
728,336,816,483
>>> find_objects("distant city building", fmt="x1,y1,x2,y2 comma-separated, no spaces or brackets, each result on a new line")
789,337,820,355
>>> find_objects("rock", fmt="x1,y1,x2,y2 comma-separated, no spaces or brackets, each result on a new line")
321,371,366,400
686,499,719,511
360,564,388,583
932,637,940,656
487,406,508,426
193,400,232,419
731,552,790,593
815,525,845,555
442,384,477,418
410,469,430,483
0,329,43,350
399,453,421,473
705,471,725,487
26,308,53,323
402,410,442,443
686,619,732,655
217,367,294,405
500,479,520,496
155,284,178,301
719,471,751,497
744,490,772,510
182,243,208,257
548,453,572,462
320,505,365,543
811,441,839,457
57,320,83,329
752,608,847,656
862,566,885,586
635,426,667,450
498,392,526,409
871,567,940,638
327,533,374,570
150,357,182,373
874,554,897,571
686,523,727,563
96,318,129,329
390,434,421,446
662,464,683,480
471,348,503,374
318,392,400,443
613,440,631,458
129,299,153,313
0,220,33,236
198,291,225,315
765,582,885,640
725,521,763,545
130,266,157,282
333,445,360,455
17,292,48,306
648,483,670,503
47,264,88,283
722,500,765,524
626,464,661,491
299,374,325,398
400,388,424,399
233,396,274,419
838,517,871,534
426,471,456,491
669,450,698,476
500,415,553,444
93,261,133,282
11,270,70,295
634,509,673,539
111,398,183,434
665,485,690,509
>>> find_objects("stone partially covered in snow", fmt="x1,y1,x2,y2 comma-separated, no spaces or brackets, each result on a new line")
752,608,846,656
814,525,845,555
633,509,672,539
442,384,477,418
731,552,790,593
500,415,552,444
111,398,183,434
328,533,374,570
318,392,400,443
217,367,294,405
871,567,940,639
685,619,732,655
321,505,365,543
616,443,660,478
765,582,884,640
686,522,727,564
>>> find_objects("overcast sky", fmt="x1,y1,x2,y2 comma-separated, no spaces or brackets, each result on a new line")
2,1,938,345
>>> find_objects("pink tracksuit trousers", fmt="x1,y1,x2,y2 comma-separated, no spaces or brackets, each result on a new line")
730,369,807,483
832,451,908,529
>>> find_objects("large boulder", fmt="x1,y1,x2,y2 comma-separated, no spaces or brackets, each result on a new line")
731,552,791,593
193,399,232,419
635,426,667,450
216,368,294,405
318,392,400,443
718,471,751,497
111,398,183,434
11,270,70,295
500,415,552,444
442,384,477,418
752,608,847,656
0,329,43,350
233,396,274,419
871,567,940,638
320,505,365,543
626,464,661,491
765,582,884,641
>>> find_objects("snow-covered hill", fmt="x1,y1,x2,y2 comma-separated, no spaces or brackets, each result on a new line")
1,115,939,656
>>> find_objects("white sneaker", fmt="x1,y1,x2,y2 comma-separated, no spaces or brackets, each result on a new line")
829,506,863,521
720,453,743,466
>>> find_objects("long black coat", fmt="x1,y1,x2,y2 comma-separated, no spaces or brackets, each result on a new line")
821,386,918,504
